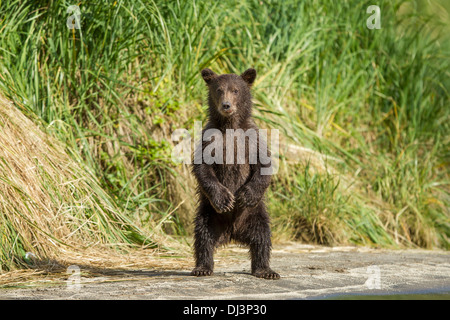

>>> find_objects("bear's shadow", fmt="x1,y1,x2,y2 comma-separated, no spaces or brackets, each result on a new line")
26,259,254,280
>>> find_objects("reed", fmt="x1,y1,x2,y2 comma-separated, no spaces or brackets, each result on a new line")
0,0,448,271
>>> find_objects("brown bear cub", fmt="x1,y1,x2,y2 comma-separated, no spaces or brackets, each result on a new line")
191,68,279,280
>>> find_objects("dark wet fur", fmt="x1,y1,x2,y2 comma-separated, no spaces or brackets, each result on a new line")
191,68,279,280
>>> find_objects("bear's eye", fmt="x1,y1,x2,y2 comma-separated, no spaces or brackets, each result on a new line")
217,88,223,94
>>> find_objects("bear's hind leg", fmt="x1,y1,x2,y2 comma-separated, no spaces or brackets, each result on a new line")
191,202,220,276
239,206,280,280
250,242,279,280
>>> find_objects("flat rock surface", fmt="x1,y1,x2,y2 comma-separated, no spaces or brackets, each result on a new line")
1,243,449,299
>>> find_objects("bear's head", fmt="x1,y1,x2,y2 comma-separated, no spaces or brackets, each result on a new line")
201,68,256,120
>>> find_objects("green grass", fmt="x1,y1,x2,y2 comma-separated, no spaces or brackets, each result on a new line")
0,0,449,269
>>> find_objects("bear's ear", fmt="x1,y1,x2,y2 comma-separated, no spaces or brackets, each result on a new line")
240,68,257,87
201,68,217,85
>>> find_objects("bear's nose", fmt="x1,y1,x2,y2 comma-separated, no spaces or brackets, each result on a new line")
222,102,231,110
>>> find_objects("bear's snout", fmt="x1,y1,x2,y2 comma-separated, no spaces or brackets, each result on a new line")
219,100,235,116
222,101,232,111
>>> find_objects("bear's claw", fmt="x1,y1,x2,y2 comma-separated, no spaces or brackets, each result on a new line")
210,188,235,213
191,268,214,277
252,269,280,280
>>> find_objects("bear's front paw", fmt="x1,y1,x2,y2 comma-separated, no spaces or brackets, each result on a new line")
210,187,235,213
236,186,261,208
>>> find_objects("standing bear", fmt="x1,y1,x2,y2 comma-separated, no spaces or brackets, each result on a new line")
191,68,279,279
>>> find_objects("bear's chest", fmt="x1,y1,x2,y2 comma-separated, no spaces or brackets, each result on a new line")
213,162,250,192
212,132,254,192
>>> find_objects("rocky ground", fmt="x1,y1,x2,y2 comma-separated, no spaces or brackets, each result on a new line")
0,243,449,300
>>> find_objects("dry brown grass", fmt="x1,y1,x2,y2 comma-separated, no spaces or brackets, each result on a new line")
0,244,192,288
0,94,166,276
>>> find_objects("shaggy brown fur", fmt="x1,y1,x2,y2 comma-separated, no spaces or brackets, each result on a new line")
191,68,279,279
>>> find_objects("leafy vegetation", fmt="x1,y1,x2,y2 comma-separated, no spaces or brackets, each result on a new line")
0,0,448,270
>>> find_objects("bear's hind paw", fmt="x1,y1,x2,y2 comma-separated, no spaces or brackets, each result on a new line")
252,268,280,280
191,267,214,277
